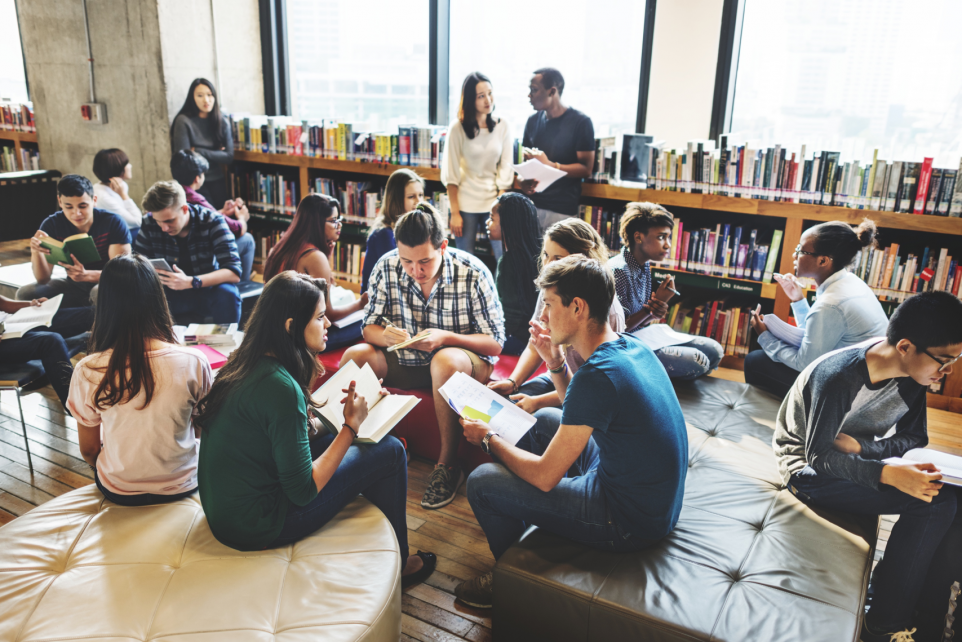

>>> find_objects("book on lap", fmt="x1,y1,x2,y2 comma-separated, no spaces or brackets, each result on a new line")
884,448,962,486
0,294,63,339
40,234,100,265
311,360,419,444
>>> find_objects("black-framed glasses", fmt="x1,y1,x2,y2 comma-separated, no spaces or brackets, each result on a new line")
793,245,822,258
326,216,344,226
921,348,962,373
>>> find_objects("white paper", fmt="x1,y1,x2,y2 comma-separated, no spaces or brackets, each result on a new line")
332,309,365,328
0,262,67,288
632,323,693,351
884,448,962,487
764,313,805,348
512,159,567,193
438,371,536,446
2,294,63,339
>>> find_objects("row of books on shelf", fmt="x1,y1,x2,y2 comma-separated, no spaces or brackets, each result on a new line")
229,114,447,168
232,171,300,216
0,145,39,173
654,300,753,358
0,102,35,132
855,244,962,301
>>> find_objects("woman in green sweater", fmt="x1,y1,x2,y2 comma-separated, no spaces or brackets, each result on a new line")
196,271,435,586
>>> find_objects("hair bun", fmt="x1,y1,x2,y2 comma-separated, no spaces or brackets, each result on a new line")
856,218,877,247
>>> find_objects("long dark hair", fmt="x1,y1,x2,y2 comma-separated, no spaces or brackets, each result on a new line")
89,254,177,410
458,72,497,139
264,194,339,281
810,218,878,271
173,78,226,147
498,193,541,316
372,169,423,233
194,272,328,432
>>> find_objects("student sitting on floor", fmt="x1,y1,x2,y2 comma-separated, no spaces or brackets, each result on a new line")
340,205,505,510
69,254,211,506
488,217,625,413
134,181,241,324
362,169,425,293
169,150,255,282
91,148,143,232
773,291,962,642
264,194,369,350
609,201,723,379
19,174,132,308
194,271,437,587
485,192,541,355
746,218,889,398
455,256,688,608
0,296,93,409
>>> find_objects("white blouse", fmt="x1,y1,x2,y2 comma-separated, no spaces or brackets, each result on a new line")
441,119,515,213
93,181,143,228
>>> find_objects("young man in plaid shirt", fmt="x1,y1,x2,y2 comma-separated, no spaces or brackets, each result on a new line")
341,204,505,509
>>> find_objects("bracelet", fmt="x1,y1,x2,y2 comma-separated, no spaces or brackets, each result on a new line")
507,377,518,394
342,423,359,439
547,361,567,375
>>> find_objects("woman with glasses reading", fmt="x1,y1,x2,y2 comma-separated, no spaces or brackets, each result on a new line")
265,194,368,349
745,218,889,397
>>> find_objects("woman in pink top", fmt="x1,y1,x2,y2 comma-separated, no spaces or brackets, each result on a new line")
69,254,212,506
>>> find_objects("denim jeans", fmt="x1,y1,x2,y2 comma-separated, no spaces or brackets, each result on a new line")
502,334,528,356
788,466,958,632
269,434,410,559
235,233,255,283
0,306,94,407
322,320,363,352
467,407,660,560
517,373,553,397
452,211,503,262
17,278,98,308
655,336,724,380
744,349,800,398
165,282,241,324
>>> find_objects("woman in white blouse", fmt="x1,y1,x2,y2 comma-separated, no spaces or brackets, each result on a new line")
92,148,143,232
441,72,514,260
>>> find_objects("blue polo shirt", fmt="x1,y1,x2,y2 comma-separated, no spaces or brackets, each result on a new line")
39,209,131,271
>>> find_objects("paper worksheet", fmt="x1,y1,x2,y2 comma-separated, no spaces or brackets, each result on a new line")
439,371,536,446
512,159,567,193
764,313,805,348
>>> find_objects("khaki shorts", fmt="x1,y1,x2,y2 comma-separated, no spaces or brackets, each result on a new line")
383,347,493,389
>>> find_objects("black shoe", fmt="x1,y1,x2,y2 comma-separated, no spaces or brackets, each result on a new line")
401,551,437,589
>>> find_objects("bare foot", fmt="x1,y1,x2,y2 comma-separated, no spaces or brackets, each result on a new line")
402,554,424,576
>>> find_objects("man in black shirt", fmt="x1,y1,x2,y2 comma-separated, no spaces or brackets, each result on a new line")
517,68,595,232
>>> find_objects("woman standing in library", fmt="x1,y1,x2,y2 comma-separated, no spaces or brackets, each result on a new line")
441,72,515,261
171,78,234,209
264,194,368,349
91,148,143,232
362,169,424,293
746,219,889,398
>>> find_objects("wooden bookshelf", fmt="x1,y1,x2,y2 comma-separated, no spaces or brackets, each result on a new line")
0,130,39,173
650,266,778,299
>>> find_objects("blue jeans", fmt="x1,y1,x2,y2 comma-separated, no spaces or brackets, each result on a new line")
467,408,660,560
0,306,93,407
502,334,528,356
165,282,241,324
453,211,503,262
744,349,800,398
17,278,98,308
655,336,724,379
322,320,363,352
788,466,958,632
269,434,410,558
235,233,255,283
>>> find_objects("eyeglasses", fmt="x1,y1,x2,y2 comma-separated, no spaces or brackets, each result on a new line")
793,245,822,258
921,348,962,373
326,217,344,226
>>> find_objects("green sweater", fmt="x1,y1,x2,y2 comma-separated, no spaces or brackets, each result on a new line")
198,358,317,550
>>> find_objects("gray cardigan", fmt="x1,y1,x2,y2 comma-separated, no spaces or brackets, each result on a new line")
171,113,234,181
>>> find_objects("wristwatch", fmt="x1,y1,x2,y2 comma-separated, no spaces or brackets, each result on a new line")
481,431,497,455
191,276,202,289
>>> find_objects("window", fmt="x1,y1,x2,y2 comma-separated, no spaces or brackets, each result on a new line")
0,0,29,103
286,0,429,128
729,0,962,165
448,0,647,137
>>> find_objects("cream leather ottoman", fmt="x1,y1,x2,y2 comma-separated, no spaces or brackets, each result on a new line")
0,485,401,642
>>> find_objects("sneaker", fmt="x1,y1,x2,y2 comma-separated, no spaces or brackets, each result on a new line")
455,571,493,609
421,464,464,509
860,614,916,642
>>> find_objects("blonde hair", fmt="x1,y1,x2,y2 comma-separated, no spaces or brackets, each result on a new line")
373,169,424,233
141,180,186,213
541,218,611,271
618,201,674,249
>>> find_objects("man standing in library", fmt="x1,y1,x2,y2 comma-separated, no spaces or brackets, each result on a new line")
340,206,505,510
518,68,596,232
135,181,242,324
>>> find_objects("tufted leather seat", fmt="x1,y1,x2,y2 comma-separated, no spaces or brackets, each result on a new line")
0,485,401,642
494,377,878,642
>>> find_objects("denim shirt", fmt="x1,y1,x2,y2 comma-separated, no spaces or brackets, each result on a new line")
759,269,889,372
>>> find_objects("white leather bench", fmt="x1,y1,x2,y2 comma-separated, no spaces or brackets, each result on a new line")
0,485,401,641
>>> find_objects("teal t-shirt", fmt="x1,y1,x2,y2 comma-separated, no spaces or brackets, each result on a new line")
198,357,317,550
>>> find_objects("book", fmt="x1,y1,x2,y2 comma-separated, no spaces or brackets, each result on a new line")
762,230,783,283
438,371,536,446
193,343,228,369
40,234,100,266
312,360,420,444
0,295,63,339
185,323,238,346
884,448,962,487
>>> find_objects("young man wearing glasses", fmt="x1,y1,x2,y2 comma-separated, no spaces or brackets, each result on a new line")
773,290,962,642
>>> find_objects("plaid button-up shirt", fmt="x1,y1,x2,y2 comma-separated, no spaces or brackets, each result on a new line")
134,204,242,278
364,247,505,367
609,246,652,332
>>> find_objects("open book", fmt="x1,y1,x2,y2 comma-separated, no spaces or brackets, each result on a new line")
40,234,100,265
438,371,536,446
311,360,419,443
884,448,962,487
0,295,63,339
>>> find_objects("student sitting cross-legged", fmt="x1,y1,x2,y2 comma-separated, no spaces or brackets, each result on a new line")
195,271,436,587
487,217,625,414
69,254,211,505
134,180,242,324
19,174,132,308
455,255,688,608
610,202,723,379
773,291,962,642
340,204,505,510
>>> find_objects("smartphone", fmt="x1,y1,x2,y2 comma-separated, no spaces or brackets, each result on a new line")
149,258,174,272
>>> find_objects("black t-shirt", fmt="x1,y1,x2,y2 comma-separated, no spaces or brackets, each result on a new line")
522,108,595,216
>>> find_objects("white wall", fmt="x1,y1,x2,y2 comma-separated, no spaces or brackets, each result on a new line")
646,0,725,148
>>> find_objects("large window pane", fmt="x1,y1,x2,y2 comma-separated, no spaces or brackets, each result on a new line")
0,0,29,103
287,0,429,129
730,0,962,165
449,0,646,137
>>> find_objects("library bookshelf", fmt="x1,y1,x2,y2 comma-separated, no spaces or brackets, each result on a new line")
0,130,39,173
230,150,962,412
